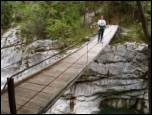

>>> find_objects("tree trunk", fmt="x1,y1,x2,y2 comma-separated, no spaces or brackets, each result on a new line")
137,1,151,114
137,1,150,40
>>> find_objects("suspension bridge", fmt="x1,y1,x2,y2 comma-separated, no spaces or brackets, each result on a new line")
1,25,118,114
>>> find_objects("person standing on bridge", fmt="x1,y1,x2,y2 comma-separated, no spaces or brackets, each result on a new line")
97,16,106,43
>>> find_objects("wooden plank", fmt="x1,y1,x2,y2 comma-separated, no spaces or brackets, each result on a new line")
18,101,42,111
1,87,38,108
45,61,73,77
58,71,82,84
65,46,89,58
45,69,64,77
70,63,86,69
24,92,52,108
1,92,8,101
15,96,32,107
1,100,21,114
1,100,10,114
1,112,8,114
63,55,81,63
41,71,57,78
48,67,84,87
76,55,88,65
11,39,85,89
41,72,55,77
52,61,72,68
15,60,88,113
15,87,37,99
17,92,53,114
88,51,98,58
90,45,103,53
17,94,46,114
63,45,93,64
42,85,63,95
17,106,40,114
18,82,44,91
75,44,98,64
49,64,69,72
27,73,55,85
29,72,53,79
49,80,67,88
61,69,81,80
1,90,31,107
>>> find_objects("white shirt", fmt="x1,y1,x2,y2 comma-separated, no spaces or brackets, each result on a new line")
97,19,106,26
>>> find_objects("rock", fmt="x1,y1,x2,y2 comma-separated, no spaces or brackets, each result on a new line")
74,100,100,114
48,98,70,114
143,100,149,114
144,92,148,100
107,62,124,75
47,42,149,114
136,100,142,111
85,12,95,25
25,40,53,52
117,99,123,108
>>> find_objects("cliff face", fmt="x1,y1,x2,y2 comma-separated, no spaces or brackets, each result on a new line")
46,42,149,114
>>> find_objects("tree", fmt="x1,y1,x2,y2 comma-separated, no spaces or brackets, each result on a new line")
137,1,151,40
1,1,14,29
137,1,151,114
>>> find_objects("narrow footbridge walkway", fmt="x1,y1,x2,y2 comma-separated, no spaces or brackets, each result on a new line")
1,25,118,114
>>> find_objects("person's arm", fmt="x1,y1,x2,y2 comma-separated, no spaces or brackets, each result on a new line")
97,20,100,26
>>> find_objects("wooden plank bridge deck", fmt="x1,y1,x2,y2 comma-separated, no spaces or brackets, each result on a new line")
1,25,118,114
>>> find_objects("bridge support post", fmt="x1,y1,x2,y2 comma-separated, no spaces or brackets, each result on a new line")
7,77,17,114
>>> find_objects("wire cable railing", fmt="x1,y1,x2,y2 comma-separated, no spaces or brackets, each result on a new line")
1,34,97,93
1,25,115,94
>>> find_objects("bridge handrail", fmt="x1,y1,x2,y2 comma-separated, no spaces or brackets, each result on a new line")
1,25,118,94
1,35,95,93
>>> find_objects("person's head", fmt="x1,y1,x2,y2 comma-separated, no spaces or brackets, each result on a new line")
100,16,104,19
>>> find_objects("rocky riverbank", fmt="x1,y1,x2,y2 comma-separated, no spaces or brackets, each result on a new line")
47,42,149,114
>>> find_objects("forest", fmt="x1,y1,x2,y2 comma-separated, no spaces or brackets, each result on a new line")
1,1,151,47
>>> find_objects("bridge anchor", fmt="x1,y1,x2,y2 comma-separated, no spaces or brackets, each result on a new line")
7,77,17,114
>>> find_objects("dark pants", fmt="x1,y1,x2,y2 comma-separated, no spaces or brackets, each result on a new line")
98,30,104,42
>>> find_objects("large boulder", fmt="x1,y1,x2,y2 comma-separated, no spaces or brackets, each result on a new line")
47,42,149,114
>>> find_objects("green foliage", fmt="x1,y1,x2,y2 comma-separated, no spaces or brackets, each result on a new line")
101,1,137,24
1,1,151,46
46,19,72,41
1,1,14,29
20,2,48,43
110,23,148,45
145,1,151,32
16,1,84,44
